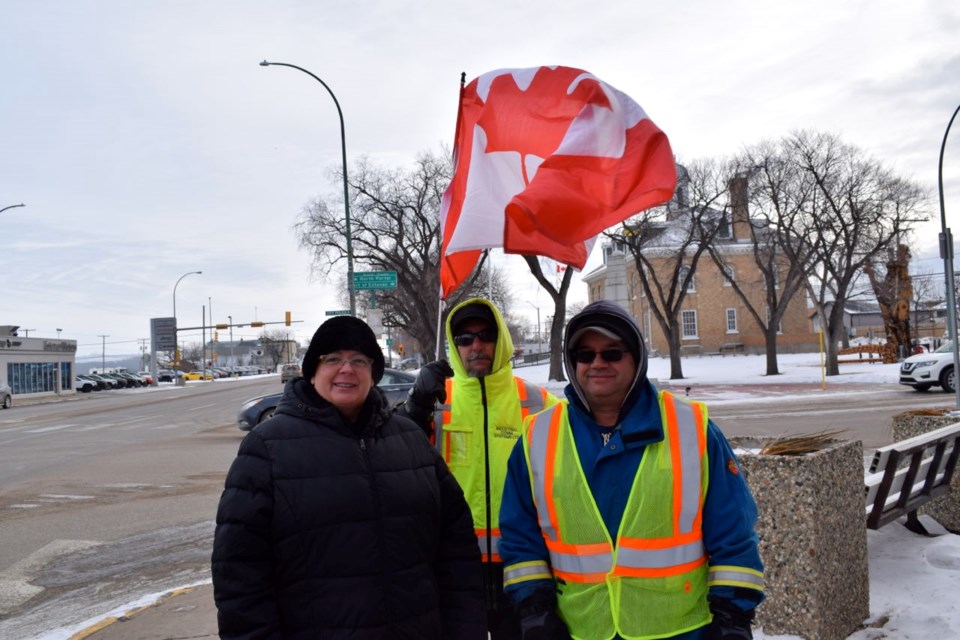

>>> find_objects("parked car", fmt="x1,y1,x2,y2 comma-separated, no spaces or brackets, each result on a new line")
280,363,301,384
397,357,420,371
237,368,415,430
138,371,155,385
86,373,117,390
899,341,956,392
1,383,11,409
183,370,214,381
74,376,96,393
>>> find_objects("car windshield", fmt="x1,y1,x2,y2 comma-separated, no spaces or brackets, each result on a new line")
934,342,955,354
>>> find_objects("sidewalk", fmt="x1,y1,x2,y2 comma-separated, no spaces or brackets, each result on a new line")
71,583,217,640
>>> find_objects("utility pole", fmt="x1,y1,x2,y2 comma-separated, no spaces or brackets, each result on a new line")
98,335,109,371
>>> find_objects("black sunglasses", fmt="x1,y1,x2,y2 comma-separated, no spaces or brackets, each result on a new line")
572,349,629,364
453,329,497,346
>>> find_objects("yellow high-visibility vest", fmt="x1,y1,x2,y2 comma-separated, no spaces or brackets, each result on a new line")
435,376,550,562
517,391,711,640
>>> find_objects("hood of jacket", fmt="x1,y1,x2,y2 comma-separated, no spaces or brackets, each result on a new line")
445,297,515,381
562,299,648,424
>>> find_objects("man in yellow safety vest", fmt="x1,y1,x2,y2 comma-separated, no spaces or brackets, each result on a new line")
399,298,560,639
499,300,764,640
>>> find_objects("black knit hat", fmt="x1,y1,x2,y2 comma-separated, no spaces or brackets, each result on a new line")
301,316,385,383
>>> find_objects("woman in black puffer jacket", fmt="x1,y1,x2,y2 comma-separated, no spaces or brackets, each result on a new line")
212,316,486,639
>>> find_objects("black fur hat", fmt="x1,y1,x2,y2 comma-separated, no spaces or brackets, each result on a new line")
301,316,385,383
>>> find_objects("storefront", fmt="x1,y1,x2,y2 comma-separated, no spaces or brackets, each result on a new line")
0,326,78,398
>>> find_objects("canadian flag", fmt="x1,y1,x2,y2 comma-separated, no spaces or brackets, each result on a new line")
439,66,676,298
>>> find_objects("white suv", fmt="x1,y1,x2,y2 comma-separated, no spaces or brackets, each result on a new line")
899,342,956,392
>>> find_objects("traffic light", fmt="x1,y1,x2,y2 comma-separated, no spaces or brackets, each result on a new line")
214,331,219,342
215,323,229,329
285,311,292,327
250,321,264,328
398,344,405,355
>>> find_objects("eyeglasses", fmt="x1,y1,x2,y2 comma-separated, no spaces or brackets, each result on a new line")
453,329,497,346
572,349,630,365
319,354,374,369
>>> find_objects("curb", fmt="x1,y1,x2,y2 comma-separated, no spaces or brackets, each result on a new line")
66,585,204,640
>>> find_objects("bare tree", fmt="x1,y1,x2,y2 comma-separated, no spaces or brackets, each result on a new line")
259,329,297,370
606,159,729,379
704,142,818,375
523,256,575,380
789,131,928,375
295,150,511,362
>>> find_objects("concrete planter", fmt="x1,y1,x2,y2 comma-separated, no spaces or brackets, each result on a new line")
730,437,869,640
891,409,960,533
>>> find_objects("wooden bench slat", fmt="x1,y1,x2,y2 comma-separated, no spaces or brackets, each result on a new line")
865,423,960,530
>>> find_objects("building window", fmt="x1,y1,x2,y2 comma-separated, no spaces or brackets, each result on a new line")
766,306,783,334
6,361,71,395
679,266,696,293
717,214,731,238
723,265,735,287
681,310,698,338
726,308,738,333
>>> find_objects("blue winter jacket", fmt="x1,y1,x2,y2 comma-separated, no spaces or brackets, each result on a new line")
499,380,764,640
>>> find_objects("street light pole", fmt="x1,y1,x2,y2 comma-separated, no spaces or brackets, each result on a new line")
260,60,356,316
173,271,202,369
173,270,202,320
1,203,26,214
938,102,960,410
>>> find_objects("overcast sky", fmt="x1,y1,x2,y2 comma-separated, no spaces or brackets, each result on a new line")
3,0,959,358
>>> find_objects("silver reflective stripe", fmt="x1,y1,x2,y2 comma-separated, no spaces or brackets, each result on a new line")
476,532,501,556
671,396,702,534
550,549,613,575
519,380,545,412
526,406,559,541
504,561,552,585
708,567,764,589
618,539,705,569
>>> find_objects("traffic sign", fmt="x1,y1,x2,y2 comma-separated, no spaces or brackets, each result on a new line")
151,317,177,351
325,309,352,316
353,271,398,290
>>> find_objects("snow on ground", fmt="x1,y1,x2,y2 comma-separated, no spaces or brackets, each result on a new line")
515,351,960,640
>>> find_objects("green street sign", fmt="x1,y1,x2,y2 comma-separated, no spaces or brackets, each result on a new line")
353,271,398,290
386,338,393,346
325,309,351,316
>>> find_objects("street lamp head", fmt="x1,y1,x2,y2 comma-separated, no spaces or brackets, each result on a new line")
259,60,271,66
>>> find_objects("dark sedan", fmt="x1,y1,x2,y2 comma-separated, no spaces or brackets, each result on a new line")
237,367,416,430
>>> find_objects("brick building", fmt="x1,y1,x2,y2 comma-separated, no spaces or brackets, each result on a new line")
583,174,819,356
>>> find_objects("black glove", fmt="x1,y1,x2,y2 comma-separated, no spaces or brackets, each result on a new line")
517,588,571,640
705,599,755,640
401,359,454,433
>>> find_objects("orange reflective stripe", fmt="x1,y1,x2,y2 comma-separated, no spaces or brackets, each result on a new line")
477,528,502,562
613,556,707,578
543,407,563,544
662,393,684,533
443,431,452,463
618,528,702,550
545,539,611,555
691,401,707,533
553,568,610,583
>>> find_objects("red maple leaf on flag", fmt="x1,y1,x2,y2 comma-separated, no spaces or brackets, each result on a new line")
440,66,676,298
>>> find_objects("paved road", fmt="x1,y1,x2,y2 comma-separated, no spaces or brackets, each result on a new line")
0,377,953,638
0,378,273,639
